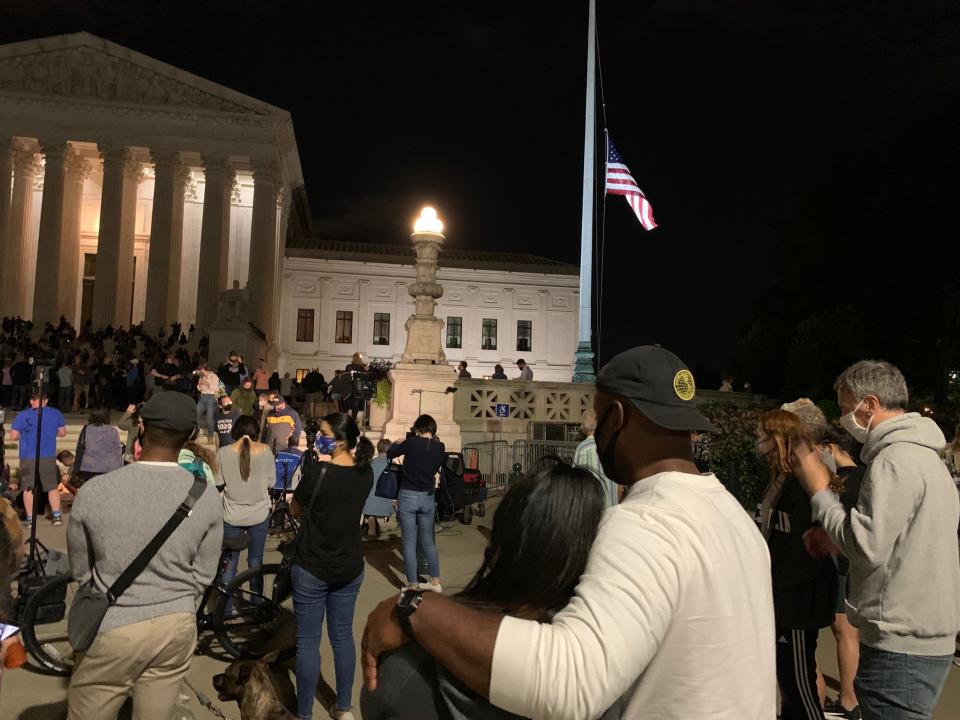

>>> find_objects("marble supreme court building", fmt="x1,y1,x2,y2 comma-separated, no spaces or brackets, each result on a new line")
0,32,580,379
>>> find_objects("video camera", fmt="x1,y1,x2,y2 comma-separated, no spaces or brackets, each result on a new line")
305,418,321,448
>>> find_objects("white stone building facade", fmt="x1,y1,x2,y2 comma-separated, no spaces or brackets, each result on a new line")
280,241,580,382
0,32,310,362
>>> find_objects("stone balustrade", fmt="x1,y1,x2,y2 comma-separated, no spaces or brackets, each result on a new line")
452,378,768,444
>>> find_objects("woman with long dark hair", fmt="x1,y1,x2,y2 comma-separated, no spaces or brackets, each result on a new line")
756,409,838,720
216,415,275,591
387,414,447,592
291,413,374,720
361,463,611,720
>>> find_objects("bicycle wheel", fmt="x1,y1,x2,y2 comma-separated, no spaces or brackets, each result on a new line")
213,563,295,661
21,573,78,676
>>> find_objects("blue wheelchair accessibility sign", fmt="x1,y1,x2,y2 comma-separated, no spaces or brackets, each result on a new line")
495,403,510,418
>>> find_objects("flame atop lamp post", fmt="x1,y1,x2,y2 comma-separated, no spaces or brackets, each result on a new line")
400,206,447,364
383,205,463,450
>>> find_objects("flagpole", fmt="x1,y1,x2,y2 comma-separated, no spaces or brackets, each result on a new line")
573,0,597,384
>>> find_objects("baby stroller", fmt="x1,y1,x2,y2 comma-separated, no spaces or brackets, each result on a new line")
437,452,486,525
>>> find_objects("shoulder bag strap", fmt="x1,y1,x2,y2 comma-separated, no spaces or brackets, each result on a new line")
302,461,329,518
72,425,88,477
106,473,207,603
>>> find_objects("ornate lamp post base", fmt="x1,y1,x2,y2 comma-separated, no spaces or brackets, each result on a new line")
573,341,596,384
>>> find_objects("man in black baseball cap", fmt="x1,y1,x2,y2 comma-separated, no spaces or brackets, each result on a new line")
67,382,222,717
359,344,776,719
138,391,199,435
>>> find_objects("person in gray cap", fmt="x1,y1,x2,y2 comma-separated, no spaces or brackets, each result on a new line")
360,345,776,719
67,391,224,719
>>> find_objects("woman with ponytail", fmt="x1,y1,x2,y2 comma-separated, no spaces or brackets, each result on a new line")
290,412,374,720
216,415,275,592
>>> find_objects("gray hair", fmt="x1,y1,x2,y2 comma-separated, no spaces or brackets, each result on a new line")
581,408,598,435
834,360,909,410
376,438,392,454
781,398,829,434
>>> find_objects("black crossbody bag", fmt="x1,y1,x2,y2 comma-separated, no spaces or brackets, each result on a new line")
68,473,207,652
275,461,329,603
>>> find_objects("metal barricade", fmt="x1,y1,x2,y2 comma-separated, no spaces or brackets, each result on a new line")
462,440,512,491
512,439,579,477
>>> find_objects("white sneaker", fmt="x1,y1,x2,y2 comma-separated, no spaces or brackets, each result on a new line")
329,704,355,720
418,581,443,593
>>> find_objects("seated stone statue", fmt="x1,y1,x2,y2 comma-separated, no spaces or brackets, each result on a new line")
217,281,251,323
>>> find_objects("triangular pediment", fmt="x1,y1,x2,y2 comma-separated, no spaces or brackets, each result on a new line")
0,32,282,117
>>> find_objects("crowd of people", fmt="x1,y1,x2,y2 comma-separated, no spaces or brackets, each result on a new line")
1,337,959,720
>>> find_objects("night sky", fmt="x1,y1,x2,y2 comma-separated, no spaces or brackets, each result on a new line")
2,1,958,378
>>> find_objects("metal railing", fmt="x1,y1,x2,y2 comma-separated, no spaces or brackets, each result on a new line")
461,440,512,490
463,439,582,495
512,439,578,476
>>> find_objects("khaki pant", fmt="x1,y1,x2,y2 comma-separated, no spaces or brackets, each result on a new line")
68,612,196,720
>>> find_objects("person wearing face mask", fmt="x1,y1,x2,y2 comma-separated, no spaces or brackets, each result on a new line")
361,346,776,720
291,413,374,720
756,409,838,720
793,360,960,720
260,391,302,455
215,395,241,447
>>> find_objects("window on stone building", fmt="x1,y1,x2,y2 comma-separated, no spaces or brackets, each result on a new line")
296,369,309,383
373,313,390,345
446,316,462,348
517,320,532,352
296,308,315,342
482,318,497,350
335,311,353,344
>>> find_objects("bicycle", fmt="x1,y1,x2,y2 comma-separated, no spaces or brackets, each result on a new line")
19,530,294,675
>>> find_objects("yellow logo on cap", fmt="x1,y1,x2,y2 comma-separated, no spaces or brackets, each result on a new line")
673,370,696,401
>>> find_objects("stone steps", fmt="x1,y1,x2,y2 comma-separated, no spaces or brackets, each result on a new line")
2,410,383,472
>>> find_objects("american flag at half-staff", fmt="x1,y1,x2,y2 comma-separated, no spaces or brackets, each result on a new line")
605,136,657,231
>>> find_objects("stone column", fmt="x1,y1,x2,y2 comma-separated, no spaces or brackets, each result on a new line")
0,138,13,285
264,188,291,370
248,159,279,334
2,145,39,317
92,146,136,327
114,154,142,327
167,163,191,325
144,151,186,333
57,147,89,323
196,155,232,329
32,140,69,323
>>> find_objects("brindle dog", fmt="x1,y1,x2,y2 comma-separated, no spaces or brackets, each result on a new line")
212,651,297,720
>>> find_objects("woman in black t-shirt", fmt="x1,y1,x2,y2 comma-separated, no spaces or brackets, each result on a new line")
757,409,838,720
291,413,374,720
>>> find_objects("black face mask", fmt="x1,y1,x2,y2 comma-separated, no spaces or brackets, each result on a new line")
595,404,624,484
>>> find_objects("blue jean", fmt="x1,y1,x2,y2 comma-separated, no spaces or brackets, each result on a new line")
197,394,217,438
397,489,439,584
220,516,270,593
292,564,364,718
856,643,953,720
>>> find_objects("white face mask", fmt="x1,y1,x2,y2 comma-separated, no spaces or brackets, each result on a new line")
819,447,838,473
840,399,871,443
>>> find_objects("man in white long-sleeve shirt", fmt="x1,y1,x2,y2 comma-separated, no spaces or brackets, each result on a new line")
362,346,776,719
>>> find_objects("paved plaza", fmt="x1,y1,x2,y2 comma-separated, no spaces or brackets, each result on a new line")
4,500,960,719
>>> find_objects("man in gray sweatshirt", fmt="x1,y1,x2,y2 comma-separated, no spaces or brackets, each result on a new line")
67,391,223,719
796,360,960,720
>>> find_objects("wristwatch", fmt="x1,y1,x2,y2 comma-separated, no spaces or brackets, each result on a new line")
395,588,424,638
